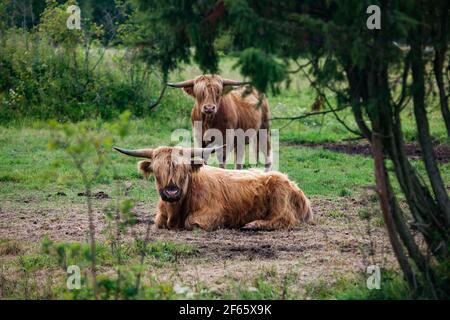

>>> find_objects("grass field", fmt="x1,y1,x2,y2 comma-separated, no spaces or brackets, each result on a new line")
0,58,449,299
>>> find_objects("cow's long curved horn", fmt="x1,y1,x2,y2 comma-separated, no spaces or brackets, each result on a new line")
113,147,153,158
222,79,251,86
167,79,195,88
189,145,226,157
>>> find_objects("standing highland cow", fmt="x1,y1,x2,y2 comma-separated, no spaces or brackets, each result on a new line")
168,74,272,171
114,145,312,231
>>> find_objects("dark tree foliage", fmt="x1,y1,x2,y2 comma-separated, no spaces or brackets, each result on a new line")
0,0,46,29
134,0,450,297
0,0,129,43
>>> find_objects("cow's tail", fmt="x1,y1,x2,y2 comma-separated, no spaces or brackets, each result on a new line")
291,184,313,224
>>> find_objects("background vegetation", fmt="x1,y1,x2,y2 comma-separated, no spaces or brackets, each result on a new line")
0,0,448,300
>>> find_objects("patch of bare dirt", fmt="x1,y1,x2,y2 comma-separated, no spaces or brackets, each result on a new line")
0,195,396,292
287,141,450,163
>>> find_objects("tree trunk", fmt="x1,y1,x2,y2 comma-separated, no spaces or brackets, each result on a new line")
371,132,417,292
346,59,443,295
388,109,448,252
385,171,437,297
410,26,450,229
433,0,450,137
434,51,450,137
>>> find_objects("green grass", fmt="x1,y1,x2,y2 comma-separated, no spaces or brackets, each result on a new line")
0,116,448,208
280,146,375,196
327,210,346,219
0,56,449,300
145,241,199,263
39,238,199,269
304,274,412,300
17,253,57,272
0,119,372,206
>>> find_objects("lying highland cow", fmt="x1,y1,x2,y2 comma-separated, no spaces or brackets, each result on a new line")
114,145,312,231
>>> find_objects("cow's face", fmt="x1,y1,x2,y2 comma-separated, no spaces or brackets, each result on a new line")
191,75,223,116
140,147,202,203
167,75,249,117
114,145,223,203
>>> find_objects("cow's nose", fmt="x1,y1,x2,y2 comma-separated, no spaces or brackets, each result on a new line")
202,105,216,114
163,186,180,198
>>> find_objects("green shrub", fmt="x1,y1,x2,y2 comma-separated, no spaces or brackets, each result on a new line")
0,1,171,122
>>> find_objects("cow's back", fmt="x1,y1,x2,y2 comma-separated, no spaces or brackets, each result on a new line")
190,87,270,132
226,88,269,131
189,167,270,227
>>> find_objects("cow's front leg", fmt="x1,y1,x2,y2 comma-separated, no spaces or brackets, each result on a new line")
154,211,168,229
235,145,244,170
241,220,276,231
185,211,220,231
193,123,212,163
166,211,185,230
155,202,184,230
216,145,228,169
193,121,203,148
262,136,272,172
241,216,294,231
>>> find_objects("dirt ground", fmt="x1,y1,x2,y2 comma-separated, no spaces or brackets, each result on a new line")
0,193,396,294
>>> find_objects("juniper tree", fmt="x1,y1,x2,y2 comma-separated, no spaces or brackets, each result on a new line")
134,0,450,297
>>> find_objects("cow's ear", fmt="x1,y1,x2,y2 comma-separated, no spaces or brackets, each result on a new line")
137,160,152,178
182,87,195,97
190,158,205,172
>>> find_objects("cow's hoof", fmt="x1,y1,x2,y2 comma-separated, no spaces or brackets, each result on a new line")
153,224,165,231
185,222,202,231
241,222,261,231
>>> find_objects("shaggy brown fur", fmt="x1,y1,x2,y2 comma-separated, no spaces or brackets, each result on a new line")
115,146,312,231
171,75,272,170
